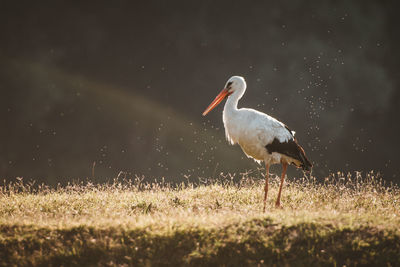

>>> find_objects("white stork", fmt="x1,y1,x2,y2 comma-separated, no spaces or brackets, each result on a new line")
202,76,312,211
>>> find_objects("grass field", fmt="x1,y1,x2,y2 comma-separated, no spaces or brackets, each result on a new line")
1,172,399,266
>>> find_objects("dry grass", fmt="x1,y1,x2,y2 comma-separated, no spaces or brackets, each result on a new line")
1,172,399,266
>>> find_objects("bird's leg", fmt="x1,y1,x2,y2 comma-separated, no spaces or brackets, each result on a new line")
275,162,288,208
263,163,270,212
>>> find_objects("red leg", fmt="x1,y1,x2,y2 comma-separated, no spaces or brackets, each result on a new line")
275,162,288,208
263,163,270,212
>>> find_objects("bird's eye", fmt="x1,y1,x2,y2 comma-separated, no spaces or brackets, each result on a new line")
227,82,233,87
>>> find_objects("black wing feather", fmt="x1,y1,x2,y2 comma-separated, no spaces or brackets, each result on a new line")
266,138,312,171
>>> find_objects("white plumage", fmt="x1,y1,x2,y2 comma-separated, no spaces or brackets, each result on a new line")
203,76,312,211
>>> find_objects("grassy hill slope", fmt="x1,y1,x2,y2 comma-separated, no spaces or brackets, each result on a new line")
1,172,399,266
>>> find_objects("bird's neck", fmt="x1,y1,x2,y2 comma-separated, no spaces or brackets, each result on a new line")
223,91,241,117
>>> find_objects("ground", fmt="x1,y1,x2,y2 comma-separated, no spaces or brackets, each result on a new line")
0,172,399,266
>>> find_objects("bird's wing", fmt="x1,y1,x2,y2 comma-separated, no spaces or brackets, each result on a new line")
250,111,293,145
266,138,312,171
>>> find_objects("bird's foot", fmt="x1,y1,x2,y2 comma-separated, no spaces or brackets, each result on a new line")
275,202,283,209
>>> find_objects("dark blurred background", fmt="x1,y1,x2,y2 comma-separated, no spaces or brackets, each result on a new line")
1,0,399,184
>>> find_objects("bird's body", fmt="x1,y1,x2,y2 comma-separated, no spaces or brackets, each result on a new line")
224,104,293,163
203,76,312,210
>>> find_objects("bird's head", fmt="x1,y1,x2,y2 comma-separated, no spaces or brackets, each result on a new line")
202,76,246,116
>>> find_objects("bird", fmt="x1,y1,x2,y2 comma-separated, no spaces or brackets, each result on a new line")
202,76,312,211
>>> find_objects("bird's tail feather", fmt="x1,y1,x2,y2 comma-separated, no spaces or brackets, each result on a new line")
299,150,312,172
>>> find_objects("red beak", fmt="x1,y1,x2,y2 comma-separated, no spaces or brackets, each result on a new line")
202,88,230,116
